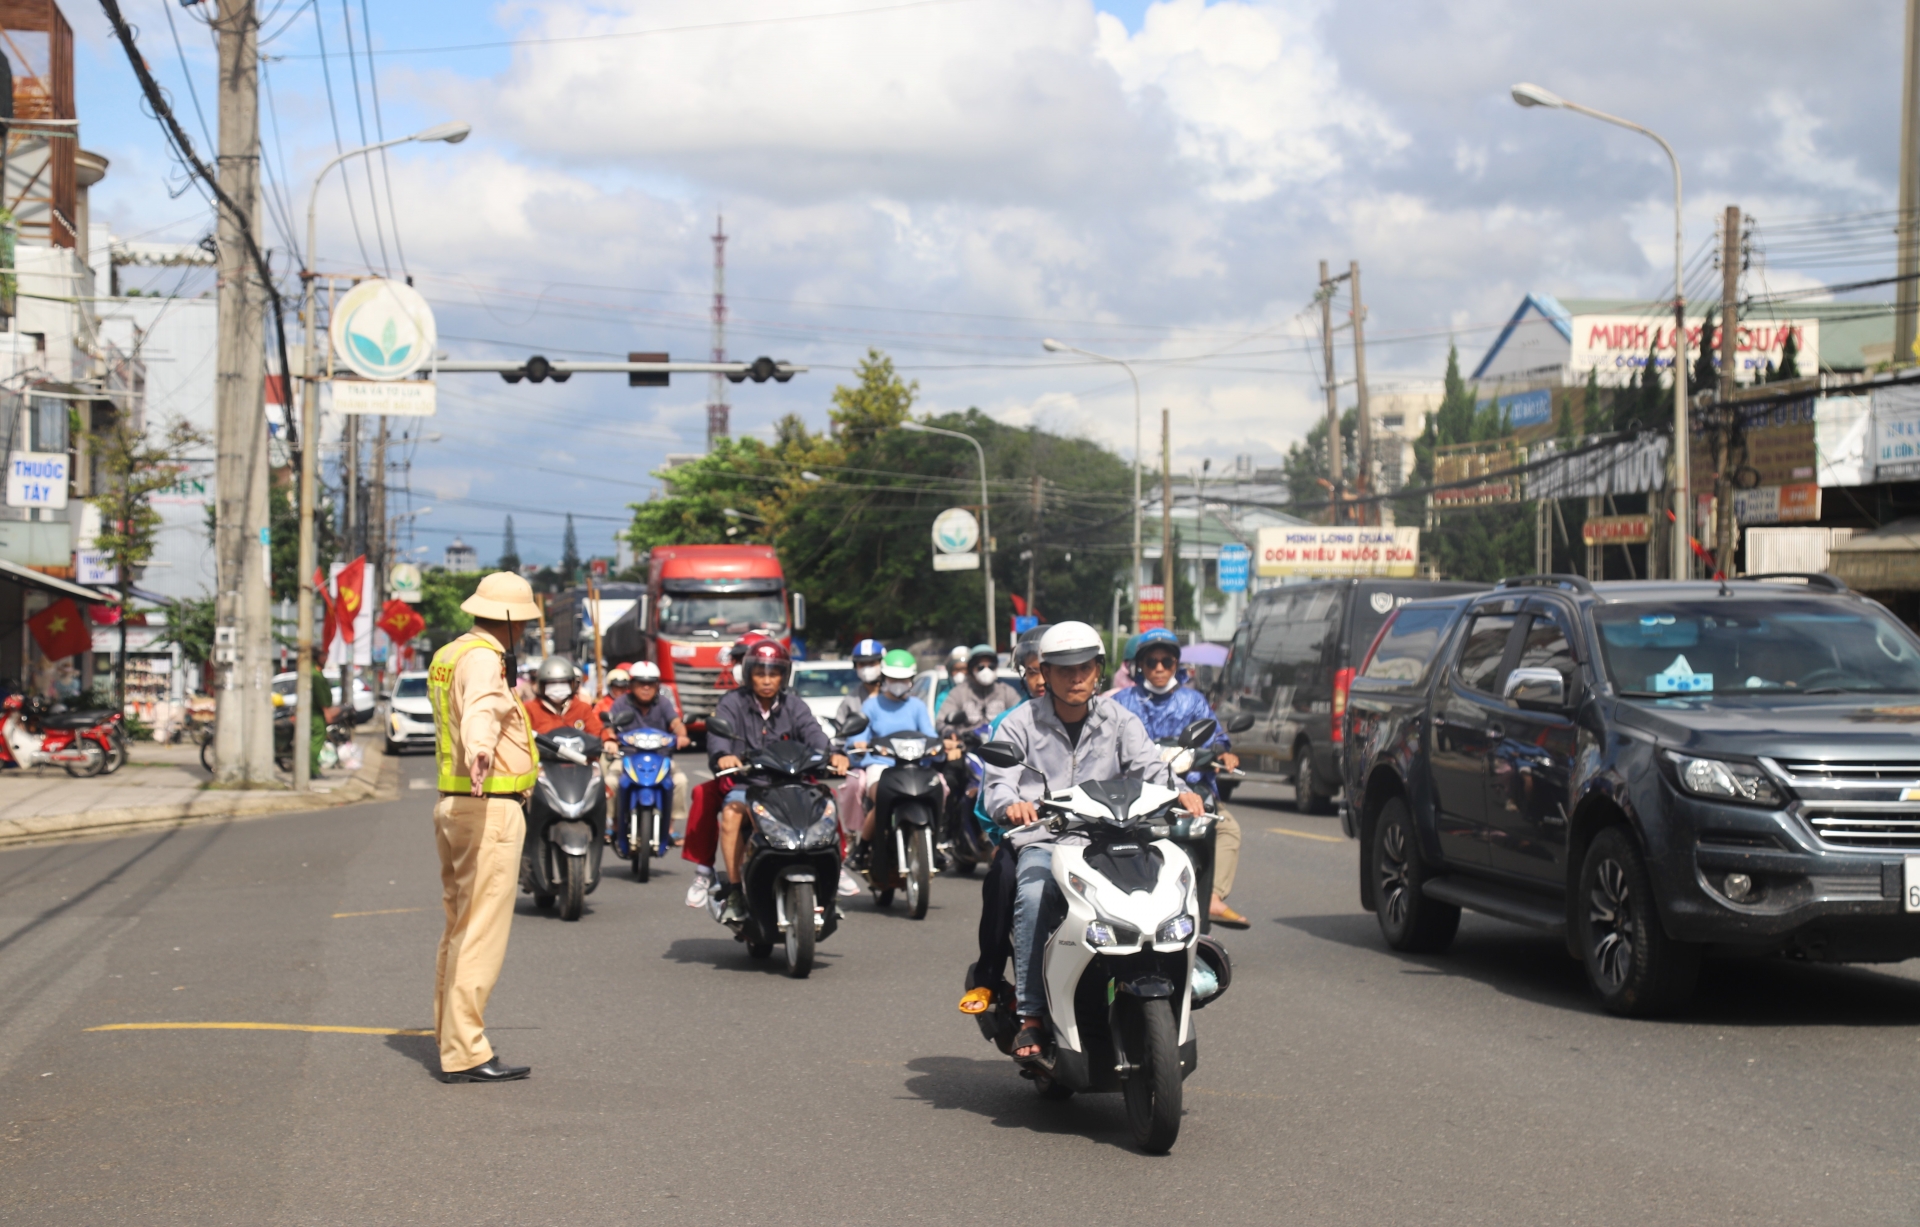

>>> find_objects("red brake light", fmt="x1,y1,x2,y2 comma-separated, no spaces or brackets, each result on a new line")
1332,667,1355,744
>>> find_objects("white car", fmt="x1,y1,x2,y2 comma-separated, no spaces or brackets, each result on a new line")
384,671,433,755
790,659,863,731
271,671,375,722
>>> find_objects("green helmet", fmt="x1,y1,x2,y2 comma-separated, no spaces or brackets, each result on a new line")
880,649,918,680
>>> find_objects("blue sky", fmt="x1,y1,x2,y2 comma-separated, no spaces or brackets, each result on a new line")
68,1,1911,567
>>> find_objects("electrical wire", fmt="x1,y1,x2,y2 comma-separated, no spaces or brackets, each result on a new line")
358,0,408,278
309,0,375,271
336,0,390,275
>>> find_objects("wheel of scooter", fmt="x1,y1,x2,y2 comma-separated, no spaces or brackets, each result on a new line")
1120,996,1183,1154
63,741,106,779
632,845,649,882
558,852,587,921
104,737,127,774
783,879,815,978
906,827,932,920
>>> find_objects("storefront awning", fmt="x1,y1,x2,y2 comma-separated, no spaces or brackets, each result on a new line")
0,557,117,604
1827,518,1920,591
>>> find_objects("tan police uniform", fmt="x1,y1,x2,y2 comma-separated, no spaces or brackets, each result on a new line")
428,574,540,1076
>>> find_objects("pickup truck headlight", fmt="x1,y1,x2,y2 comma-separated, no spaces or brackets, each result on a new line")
1668,753,1782,806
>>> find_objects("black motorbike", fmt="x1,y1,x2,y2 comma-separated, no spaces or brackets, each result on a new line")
520,730,606,922
935,723,996,878
1156,712,1253,935
856,730,945,918
704,714,859,978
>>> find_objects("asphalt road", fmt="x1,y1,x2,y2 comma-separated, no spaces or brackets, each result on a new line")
5,755,1920,1224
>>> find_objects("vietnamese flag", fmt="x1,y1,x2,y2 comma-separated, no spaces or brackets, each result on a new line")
29,598,91,661
315,566,338,652
377,598,425,645
335,556,366,643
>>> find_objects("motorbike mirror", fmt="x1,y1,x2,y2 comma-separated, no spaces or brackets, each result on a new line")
1178,717,1219,749
705,716,736,741
1226,712,1255,734
837,713,869,738
976,740,1024,770
608,706,637,730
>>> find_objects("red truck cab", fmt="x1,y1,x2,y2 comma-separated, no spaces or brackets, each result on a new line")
643,544,801,730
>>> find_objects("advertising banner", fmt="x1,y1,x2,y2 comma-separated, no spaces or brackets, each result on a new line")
1732,482,1821,526
330,378,437,416
1433,441,1525,506
1569,315,1819,386
1581,515,1650,546
1872,385,1920,482
1215,542,1250,593
1136,585,1166,632
1254,526,1419,578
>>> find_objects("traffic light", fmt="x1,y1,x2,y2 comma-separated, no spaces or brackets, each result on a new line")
500,355,571,384
726,356,795,384
628,352,668,387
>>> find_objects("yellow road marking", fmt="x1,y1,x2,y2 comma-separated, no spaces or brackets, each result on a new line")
331,907,427,919
87,1022,431,1036
1268,826,1344,843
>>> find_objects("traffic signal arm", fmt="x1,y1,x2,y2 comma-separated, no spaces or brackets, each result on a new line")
430,355,807,385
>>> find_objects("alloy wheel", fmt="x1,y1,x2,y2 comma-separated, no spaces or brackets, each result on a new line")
1588,857,1633,990
1378,821,1411,928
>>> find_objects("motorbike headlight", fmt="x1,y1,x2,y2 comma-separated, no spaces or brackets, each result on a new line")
1156,914,1196,944
1085,921,1118,948
803,795,838,848
1668,753,1782,806
750,801,802,850
890,736,927,762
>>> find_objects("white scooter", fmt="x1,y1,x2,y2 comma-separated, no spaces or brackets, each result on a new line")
973,719,1232,1155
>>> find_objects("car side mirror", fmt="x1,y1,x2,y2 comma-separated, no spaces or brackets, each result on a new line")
791,593,806,631
837,713,868,738
1503,667,1567,710
636,594,651,632
977,740,1024,769
1178,717,1219,749
705,716,736,741
1226,713,1255,734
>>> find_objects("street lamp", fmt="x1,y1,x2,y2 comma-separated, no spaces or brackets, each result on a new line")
1043,338,1144,618
1512,82,1688,579
900,420,995,651
293,121,471,791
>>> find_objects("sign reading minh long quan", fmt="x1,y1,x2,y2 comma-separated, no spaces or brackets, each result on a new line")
1255,527,1419,578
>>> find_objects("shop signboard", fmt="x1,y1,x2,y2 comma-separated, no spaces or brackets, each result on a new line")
1433,440,1525,506
1254,526,1419,578
6,450,67,509
1569,315,1819,385
1872,385,1920,482
931,507,980,572
1215,542,1250,593
1581,514,1650,546
330,378,436,416
1136,585,1166,632
1732,482,1821,526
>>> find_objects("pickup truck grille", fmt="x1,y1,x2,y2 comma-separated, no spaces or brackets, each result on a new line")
1772,759,1920,850
672,666,729,720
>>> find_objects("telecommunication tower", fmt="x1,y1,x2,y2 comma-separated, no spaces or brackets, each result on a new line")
707,213,729,447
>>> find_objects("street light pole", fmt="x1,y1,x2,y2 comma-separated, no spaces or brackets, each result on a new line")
900,421,995,652
294,121,470,790
1512,83,1687,579
1043,339,1143,620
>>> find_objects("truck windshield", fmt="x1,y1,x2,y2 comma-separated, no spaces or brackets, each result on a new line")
658,592,785,638
1593,598,1920,696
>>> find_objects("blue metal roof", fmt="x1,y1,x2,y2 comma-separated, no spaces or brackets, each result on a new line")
1470,293,1573,380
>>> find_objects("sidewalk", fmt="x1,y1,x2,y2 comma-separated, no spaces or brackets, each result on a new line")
0,729,399,848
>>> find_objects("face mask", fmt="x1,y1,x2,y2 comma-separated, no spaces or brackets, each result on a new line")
856,664,882,683
1143,676,1179,696
883,678,912,699
972,666,997,687
543,683,571,704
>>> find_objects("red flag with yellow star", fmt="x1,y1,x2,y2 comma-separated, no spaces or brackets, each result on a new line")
335,556,366,643
28,598,91,661
377,598,424,645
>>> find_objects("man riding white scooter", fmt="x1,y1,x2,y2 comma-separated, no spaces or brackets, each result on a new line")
980,621,1204,1065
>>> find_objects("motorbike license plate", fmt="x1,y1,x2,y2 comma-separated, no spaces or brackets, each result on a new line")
1906,858,1920,913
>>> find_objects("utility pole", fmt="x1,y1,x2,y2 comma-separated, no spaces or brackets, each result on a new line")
370,414,387,684
1350,260,1372,526
1898,0,1920,365
1161,408,1174,632
211,0,273,785
1319,260,1342,524
1026,472,1040,617
707,213,729,447
1715,204,1742,574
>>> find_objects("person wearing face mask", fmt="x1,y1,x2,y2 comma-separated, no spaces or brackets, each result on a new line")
936,643,1022,735
1111,628,1248,929
845,649,940,857
523,655,616,746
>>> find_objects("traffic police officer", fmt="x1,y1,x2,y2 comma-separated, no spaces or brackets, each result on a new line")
427,571,541,1083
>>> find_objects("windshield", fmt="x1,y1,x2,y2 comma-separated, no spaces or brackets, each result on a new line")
1593,598,1920,696
657,592,785,639
792,667,859,699
394,677,428,699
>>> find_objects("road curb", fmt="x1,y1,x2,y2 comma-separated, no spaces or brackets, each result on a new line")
0,736,403,850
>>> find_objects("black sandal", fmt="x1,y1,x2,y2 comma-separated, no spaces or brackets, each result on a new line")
1012,1020,1047,1065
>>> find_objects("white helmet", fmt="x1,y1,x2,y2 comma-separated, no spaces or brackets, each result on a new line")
1037,621,1105,667
630,661,661,683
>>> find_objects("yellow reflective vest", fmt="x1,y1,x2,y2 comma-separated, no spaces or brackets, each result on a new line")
429,635,538,795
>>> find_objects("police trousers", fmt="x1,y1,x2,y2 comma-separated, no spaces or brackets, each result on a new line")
433,794,526,1072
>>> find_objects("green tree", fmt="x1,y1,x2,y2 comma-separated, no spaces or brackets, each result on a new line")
1282,407,1356,507
88,412,211,706
1583,368,1607,435
830,348,918,443
561,513,581,581
1411,346,1532,582
1773,330,1801,381
1692,308,1718,393
269,477,336,602
419,568,483,647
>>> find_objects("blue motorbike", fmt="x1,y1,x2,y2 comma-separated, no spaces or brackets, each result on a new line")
609,709,676,882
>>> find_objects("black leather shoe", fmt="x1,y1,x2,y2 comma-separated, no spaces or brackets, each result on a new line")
440,1056,530,1083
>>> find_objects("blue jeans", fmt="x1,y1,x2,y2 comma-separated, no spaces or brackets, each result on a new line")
1012,844,1058,1017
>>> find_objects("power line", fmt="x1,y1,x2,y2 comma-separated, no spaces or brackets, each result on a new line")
335,0,390,274
309,0,374,271
358,0,407,277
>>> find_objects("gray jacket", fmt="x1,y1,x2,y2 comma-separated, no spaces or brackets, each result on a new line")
982,694,1170,848
938,678,1023,732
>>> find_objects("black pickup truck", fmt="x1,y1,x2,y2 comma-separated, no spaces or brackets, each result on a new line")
1342,574,1920,1015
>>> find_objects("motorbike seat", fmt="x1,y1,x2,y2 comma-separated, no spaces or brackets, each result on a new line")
41,709,112,728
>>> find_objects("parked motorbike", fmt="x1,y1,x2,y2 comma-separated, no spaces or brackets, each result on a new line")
855,730,945,918
0,693,108,776
704,713,859,978
608,707,676,882
969,718,1232,1155
520,729,606,921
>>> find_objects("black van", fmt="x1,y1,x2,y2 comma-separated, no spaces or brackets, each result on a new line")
1212,578,1486,811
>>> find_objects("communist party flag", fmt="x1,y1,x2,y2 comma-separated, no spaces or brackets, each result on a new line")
315,566,338,652
377,598,425,645
335,556,366,643
28,598,91,661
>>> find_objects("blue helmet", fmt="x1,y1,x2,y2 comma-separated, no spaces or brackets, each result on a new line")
1129,628,1181,679
851,638,885,663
